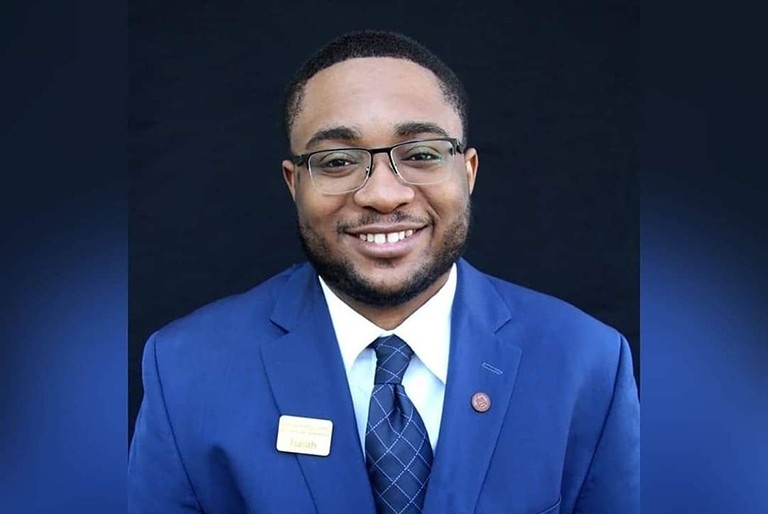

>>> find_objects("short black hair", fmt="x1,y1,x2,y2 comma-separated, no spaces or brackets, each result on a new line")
282,30,468,147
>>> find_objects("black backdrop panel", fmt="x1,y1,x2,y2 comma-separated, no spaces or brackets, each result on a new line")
129,1,639,437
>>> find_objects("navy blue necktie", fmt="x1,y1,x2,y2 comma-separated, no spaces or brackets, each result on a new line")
365,335,433,514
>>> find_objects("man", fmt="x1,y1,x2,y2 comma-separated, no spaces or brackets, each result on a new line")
128,30,639,514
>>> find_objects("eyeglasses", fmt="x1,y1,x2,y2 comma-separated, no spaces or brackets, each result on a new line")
291,137,465,194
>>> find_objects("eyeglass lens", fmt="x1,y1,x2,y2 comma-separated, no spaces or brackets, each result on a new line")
308,139,456,193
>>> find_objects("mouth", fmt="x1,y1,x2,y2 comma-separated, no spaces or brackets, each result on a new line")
346,224,426,259
356,229,416,245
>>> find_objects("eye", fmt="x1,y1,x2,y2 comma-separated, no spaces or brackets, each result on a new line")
396,144,446,168
326,158,352,167
405,150,440,161
312,151,361,168
311,150,366,176
401,146,442,161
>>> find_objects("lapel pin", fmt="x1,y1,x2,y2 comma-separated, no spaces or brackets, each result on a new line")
471,392,492,413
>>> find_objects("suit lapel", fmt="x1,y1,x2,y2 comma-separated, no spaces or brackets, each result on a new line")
423,260,524,514
261,265,376,514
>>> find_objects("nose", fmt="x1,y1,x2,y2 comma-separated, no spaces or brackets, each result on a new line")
353,153,415,212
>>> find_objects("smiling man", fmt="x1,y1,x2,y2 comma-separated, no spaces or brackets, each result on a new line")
284,56,476,329
129,31,639,514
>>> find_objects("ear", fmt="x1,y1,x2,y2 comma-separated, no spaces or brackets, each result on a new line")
282,159,298,201
463,147,479,194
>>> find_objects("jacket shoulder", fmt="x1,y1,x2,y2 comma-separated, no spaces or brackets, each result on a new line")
149,263,308,352
470,264,625,358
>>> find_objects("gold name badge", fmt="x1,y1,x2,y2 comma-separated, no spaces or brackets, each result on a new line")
275,415,333,457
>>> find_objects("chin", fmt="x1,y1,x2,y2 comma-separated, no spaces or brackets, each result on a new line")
322,257,451,308
298,206,470,308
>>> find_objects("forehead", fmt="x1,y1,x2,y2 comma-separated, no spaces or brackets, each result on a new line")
291,57,461,150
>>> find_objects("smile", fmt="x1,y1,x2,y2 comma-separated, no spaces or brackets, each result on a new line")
358,229,415,244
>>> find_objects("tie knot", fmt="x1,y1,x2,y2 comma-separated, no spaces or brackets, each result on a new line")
371,335,413,385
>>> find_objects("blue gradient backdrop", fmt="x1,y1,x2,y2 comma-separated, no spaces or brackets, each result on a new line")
0,1,126,513
641,3,767,511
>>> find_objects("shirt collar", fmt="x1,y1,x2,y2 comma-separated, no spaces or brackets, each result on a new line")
318,264,456,384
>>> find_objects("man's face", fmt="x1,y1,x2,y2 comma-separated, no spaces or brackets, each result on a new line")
282,57,478,308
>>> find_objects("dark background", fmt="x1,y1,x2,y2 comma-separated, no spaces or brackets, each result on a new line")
3,0,767,511
129,1,639,439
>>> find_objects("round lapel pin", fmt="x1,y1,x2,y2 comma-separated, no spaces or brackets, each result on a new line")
471,392,491,413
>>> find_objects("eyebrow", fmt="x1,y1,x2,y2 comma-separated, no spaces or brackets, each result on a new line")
303,121,452,151
305,126,362,150
393,122,450,139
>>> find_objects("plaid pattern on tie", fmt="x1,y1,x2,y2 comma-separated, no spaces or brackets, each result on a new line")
365,335,433,514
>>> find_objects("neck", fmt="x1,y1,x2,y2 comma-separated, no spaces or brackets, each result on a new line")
329,272,450,330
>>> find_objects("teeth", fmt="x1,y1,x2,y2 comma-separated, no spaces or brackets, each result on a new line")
358,229,417,245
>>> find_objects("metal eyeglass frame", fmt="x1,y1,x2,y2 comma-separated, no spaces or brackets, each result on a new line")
291,137,465,194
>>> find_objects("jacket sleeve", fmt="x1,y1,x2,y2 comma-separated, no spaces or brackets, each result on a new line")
573,335,640,514
128,333,203,514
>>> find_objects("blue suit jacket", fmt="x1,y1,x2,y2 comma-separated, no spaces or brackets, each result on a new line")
128,259,639,514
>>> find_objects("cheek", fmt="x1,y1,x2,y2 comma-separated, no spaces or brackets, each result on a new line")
428,188,470,224
295,191,347,227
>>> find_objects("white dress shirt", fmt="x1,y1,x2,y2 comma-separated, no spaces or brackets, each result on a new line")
318,264,456,455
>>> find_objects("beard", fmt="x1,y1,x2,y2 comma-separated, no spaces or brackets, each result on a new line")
298,204,471,307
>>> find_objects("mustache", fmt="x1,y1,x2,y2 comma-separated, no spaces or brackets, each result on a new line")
336,211,431,233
